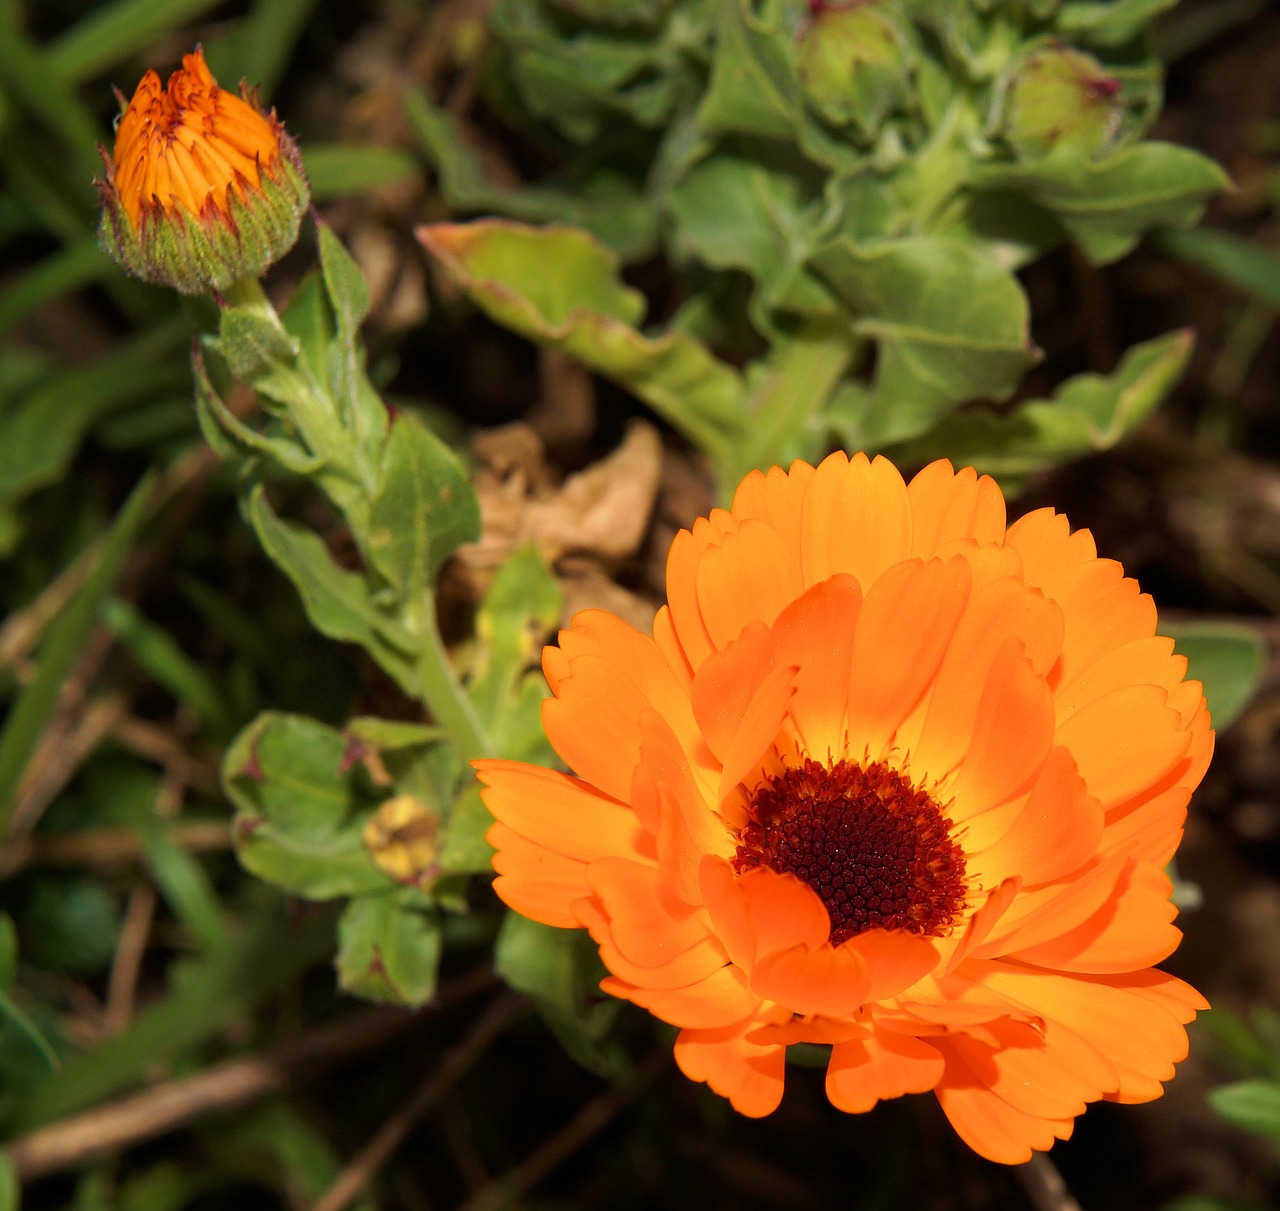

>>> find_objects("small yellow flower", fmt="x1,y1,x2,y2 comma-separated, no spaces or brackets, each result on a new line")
97,47,309,294
363,795,441,886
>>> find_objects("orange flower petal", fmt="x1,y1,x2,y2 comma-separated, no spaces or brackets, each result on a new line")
906,460,1006,554
1009,861,1179,973
952,637,1055,817
605,963,761,1029
968,960,1193,1102
488,822,591,928
1055,685,1191,811
826,1028,945,1112
800,452,913,591
696,518,804,648
476,760,643,864
968,747,1103,888
935,1050,1075,1164
845,556,972,762
731,460,815,551
767,575,862,759
675,1019,788,1117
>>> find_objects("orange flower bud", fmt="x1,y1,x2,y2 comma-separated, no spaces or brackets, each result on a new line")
96,48,309,294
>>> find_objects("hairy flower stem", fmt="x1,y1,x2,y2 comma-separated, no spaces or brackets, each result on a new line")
416,606,491,768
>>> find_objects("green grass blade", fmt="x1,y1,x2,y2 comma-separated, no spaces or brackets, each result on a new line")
102,598,234,737
237,0,322,100
45,0,226,87
1155,227,1280,310
304,145,420,201
142,824,226,952
0,11,103,180
0,471,155,831
0,239,110,339
0,988,59,1073
19,895,335,1126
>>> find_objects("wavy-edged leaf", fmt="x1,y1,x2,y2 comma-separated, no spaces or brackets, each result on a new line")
225,712,393,900
418,220,745,456
883,328,1192,487
813,235,1035,444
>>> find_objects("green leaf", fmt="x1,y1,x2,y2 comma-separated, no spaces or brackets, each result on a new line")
494,912,622,1077
246,486,416,692
219,306,299,384
0,472,154,830
467,545,561,760
1057,0,1180,45
142,823,226,952
884,329,1193,488
1163,620,1265,732
225,712,394,899
336,892,442,1006
367,413,481,602
406,93,659,261
978,142,1229,264
0,986,59,1074
697,0,799,140
344,718,443,752
418,220,745,463
317,222,371,336
1208,1079,1280,1141
666,155,833,323
437,785,496,876
813,235,1036,444
0,1153,16,1211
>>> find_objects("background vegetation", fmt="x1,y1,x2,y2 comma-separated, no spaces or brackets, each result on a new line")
2,0,1280,1207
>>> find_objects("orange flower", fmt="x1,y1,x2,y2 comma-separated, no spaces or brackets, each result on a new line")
476,453,1212,1164
97,48,308,293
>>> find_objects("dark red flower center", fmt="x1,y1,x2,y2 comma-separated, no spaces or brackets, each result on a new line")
735,757,967,945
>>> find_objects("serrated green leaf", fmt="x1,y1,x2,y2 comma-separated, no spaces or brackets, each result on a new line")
813,235,1035,444
367,413,481,603
1208,1079,1280,1141
884,328,1192,487
336,892,442,1006
246,486,416,691
1164,621,1265,732
225,712,394,899
978,141,1229,264
419,220,745,462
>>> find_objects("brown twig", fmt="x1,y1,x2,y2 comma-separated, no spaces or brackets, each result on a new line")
1015,1152,1084,1211
5,965,495,1182
102,882,157,1036
0,821,232,874
454,1048,669,1211
309,992,529,1211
